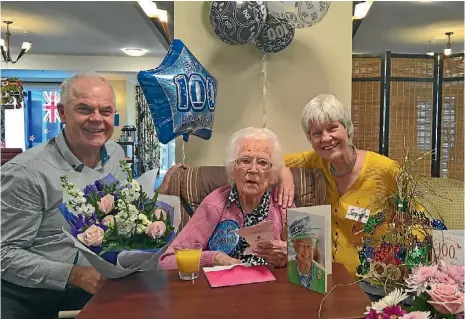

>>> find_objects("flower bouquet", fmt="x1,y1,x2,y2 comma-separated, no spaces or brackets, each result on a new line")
365,261,464,319
59,161,178,278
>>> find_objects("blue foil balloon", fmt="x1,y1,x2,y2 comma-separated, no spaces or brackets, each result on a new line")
137,39,218,144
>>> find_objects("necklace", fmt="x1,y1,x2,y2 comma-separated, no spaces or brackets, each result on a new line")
329,145,357,177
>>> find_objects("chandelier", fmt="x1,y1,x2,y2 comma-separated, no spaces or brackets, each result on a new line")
1,21,32,64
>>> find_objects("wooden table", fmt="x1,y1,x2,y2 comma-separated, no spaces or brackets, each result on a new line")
77,263,369,319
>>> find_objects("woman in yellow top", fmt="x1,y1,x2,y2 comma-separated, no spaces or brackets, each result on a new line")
276,94,399,276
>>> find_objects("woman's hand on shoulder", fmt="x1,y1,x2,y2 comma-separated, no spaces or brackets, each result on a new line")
273,167,295,208
213,252,241,266
255,240,287,268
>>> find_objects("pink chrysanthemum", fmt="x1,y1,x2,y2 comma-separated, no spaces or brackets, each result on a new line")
440,261,465,290
406,264,439,295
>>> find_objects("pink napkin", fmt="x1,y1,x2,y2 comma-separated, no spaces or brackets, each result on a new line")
203,264,276,288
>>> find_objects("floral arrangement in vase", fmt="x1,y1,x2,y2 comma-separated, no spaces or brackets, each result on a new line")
365,261,464,319
59,160,176,276
356,150,449,289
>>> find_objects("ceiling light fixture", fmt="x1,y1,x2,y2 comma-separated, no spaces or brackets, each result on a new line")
444,32,453,56
121,48,148,57
353,1,373,20
137,0,168,22
1,21,32,64
426,51,434,56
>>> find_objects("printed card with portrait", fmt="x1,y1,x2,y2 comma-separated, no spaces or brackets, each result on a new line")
287,205,331,294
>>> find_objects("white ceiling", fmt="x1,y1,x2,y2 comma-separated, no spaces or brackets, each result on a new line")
353,1,464,54
1,1,169,57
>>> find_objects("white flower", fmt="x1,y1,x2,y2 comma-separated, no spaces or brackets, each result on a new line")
365,288,408,313
136,223,146,234
138,213,150,225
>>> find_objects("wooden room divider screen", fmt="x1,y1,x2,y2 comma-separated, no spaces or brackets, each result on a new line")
352,52,464,180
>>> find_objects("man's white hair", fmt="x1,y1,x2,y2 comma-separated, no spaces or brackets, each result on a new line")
60,72,116,106
300,94,354,142
224,127,283,185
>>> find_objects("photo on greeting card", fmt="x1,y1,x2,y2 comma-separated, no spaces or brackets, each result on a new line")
287,205,331,294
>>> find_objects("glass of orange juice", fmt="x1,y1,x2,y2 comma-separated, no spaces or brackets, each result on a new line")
174,242,202,280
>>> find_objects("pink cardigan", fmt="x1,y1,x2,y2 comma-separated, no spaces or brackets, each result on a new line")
158,185,287,270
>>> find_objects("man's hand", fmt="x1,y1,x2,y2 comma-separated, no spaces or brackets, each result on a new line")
273,167,295,208
254,240,287,268
213,252,241,266
67,266,105,295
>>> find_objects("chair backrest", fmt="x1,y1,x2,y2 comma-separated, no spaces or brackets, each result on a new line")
1,148,23,166
417,177,464,230
165,166,327,231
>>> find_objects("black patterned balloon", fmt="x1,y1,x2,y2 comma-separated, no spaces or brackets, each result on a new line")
267,1,331,28
252,16,295,53
209,1,267,45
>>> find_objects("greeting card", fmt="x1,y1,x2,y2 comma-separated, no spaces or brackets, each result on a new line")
287,206,331,294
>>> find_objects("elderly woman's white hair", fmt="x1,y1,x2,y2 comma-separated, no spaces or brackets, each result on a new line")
300,94,354,143
224,127,283,185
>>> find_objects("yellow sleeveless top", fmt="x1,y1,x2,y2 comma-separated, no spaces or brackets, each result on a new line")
284,151,399,276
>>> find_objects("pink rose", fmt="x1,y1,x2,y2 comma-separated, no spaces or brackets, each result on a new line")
77,225,104,246
98,194,115,214
145,221,166,239
427,283,464,314
153,208,167,220
102,215,115,227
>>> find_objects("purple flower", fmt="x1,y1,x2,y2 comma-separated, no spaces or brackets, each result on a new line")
97,191,104,199
83,184,98,197
101,174,117,186
94,179,103,191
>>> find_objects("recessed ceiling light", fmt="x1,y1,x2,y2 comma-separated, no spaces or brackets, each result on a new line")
353,1,373,20
121,48,148,57
426,51,434,56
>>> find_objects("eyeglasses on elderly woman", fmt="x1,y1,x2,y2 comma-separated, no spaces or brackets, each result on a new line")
235,156,272,171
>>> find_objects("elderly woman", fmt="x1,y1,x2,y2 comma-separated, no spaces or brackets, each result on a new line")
276,94,398,276
158,127,288,269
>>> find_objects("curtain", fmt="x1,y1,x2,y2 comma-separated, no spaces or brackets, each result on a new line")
136,85,160,174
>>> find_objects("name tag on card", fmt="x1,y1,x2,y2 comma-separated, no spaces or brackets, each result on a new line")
432,230,464,266
345,205,370,224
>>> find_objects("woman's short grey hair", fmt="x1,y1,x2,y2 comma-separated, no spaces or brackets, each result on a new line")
300,94,354,142
224,127,283,185
60,73,116,106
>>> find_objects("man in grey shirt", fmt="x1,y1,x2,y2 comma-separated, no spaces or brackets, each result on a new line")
1,73,127,319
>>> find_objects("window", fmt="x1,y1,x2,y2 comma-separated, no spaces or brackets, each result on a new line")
158,140,176,176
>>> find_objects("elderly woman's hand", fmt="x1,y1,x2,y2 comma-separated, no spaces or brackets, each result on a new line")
213,252,241,266
254,240,287,268
273,167,295,208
